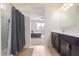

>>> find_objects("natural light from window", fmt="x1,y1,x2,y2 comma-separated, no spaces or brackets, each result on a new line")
36,23,44,32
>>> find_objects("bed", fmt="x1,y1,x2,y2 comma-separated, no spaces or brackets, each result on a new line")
31,32,41,38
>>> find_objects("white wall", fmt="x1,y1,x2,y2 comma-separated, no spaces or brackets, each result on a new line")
59,4,79,32
44,8,53,46
25,16,31,47
31,20,37,32
59,6,76,30
0,7,1,56
74,4,79,27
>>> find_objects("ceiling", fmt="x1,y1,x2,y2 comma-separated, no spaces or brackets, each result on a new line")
12,3,63,17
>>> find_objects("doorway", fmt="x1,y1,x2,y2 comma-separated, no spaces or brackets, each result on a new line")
30,7,45,46
31,20,45,45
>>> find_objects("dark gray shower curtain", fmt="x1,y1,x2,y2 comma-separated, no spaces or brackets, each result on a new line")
11,7,25,55
11,7,17,55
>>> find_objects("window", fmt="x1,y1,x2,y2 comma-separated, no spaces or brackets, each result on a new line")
36,23,44,32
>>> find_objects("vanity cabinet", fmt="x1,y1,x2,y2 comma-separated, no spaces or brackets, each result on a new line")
51,32,79,56
52,32,60,52
60,34,79,56
51,32,54,46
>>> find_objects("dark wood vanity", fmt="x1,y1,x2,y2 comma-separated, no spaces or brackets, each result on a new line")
51,32,79,56
52,32,60,52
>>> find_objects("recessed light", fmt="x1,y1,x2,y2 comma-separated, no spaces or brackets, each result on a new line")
0,4,6,9
0,4,3,9
58,3,74,12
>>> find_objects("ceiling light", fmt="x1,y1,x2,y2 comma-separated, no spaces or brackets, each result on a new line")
0,4,3,9
58,3,74,12
0,4,6,9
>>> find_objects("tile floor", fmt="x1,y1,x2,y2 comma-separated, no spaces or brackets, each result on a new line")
17,45,60,56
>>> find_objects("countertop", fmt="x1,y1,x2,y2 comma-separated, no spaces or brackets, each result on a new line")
52,31,79,38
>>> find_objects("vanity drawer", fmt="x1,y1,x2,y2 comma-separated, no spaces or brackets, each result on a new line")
60,34,79,47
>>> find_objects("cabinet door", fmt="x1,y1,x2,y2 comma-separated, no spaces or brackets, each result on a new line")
52,33,60,52
54,34,60,52
71,44,79,56
53,33,56,47
60,39,70,56
51,33,54,46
